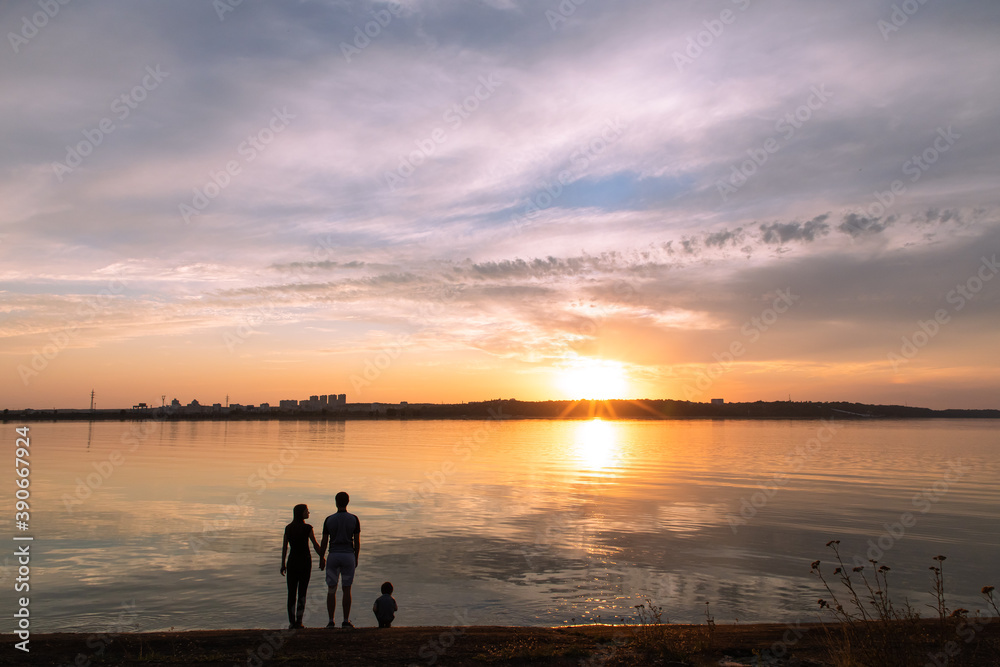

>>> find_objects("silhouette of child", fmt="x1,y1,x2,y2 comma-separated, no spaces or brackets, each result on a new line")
372,581,397,628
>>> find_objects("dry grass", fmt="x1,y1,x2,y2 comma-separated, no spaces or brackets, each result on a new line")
811,541,1000,667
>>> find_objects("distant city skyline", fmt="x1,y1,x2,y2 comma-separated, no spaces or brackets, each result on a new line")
8,390,995,414
3,2,999,410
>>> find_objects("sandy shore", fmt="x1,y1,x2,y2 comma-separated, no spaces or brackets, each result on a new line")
3,619,999,666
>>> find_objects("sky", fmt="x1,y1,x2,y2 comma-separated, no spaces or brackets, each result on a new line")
2,0,999,410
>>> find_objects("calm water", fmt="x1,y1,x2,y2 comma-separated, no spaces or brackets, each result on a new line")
3,418,998,632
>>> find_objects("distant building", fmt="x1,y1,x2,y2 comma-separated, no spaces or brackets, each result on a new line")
711,398,725,405
272,394,348,410
171,398,181,407
259,403,270,410
179,399,206,414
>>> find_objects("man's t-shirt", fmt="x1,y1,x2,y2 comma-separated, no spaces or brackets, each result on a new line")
323,510,360,554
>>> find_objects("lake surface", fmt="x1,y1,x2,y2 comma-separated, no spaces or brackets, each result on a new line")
3,418,999,632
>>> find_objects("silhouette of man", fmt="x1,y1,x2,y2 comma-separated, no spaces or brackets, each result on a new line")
318,491,361,628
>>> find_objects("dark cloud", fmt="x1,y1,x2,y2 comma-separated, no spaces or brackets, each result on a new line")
704,228,745,248
921,208,961,225
759,215,830,244
469,257,565,278
272,260,367,272
838,213,895,237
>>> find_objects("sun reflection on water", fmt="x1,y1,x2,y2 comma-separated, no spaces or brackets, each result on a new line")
572,419,622,471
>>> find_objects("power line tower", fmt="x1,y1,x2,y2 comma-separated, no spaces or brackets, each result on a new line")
161,395,166,407
226,394,229,408
90,389,95,411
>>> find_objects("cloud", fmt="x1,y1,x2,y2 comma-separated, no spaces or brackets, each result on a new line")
759,215,831,245
703,227,745,248
3,0,1000,406
838,213,895,237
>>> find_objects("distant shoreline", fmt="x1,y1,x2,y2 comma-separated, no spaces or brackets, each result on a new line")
4,399,999,422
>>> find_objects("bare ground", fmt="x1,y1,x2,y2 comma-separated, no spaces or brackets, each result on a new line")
3,619,999,666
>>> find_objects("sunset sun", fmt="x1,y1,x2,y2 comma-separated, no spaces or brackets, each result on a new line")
556,358,630,400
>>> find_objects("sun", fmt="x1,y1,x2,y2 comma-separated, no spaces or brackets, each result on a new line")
556,358,629,400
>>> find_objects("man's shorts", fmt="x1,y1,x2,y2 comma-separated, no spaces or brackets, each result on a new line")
325,552,356,588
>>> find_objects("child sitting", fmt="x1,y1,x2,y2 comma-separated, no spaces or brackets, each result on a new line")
372,581,397,628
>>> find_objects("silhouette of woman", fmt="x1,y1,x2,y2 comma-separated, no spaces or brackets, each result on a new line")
281,504,322,628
